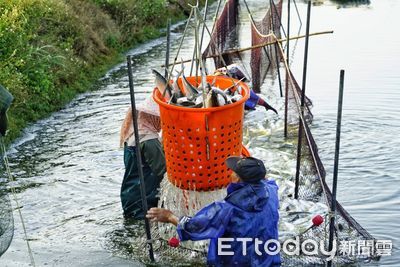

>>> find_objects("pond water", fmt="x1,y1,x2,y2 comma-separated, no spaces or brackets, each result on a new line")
1,0,399,266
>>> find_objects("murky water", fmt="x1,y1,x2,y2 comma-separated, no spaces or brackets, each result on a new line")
1,0,399,266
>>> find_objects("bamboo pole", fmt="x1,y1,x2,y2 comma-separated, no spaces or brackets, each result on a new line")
161,30,333,67
166,8,194,82
165,19,171,78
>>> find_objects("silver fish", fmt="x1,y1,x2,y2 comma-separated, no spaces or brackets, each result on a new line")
230,94,243,103
172,69,185,98
195,95,203,105
205,88,229,108
223,78,245,96
176,96,203,108
152,69,174,102
182,75,199,101
205,89,216,108
212,88,230,105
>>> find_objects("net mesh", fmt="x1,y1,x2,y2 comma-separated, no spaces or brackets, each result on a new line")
202,0,239,69
0,184,13,257
0,140,14,257
279,44,378,264
251,0,283,92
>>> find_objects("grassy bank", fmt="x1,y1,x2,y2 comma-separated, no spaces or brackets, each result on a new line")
0,0,207,144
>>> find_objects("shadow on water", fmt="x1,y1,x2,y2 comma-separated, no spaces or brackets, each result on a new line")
329,0,371,8
309,0,371,8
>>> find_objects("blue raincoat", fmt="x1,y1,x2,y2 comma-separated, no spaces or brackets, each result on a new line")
245,90,260,110
177,179,281,266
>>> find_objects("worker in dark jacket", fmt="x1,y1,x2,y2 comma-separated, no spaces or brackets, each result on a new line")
147,156,281,266
120,95,166,219
0,85,13,137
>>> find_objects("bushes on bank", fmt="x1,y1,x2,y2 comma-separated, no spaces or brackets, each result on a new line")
0,0,208,143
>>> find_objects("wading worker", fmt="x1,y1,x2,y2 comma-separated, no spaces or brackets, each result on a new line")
147,156,281,266
120,95,166,219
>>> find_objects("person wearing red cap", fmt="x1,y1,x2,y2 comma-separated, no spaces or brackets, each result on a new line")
147,156,281,266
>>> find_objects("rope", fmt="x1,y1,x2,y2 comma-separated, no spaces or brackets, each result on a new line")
0,137,36,266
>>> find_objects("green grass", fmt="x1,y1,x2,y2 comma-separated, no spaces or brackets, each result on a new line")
0,0,210,144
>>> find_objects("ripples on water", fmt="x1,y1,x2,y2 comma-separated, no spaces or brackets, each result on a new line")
1,0,399,266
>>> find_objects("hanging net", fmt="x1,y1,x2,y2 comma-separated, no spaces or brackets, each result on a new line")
250,0,283,92
0,138,14,257
202,0,239,69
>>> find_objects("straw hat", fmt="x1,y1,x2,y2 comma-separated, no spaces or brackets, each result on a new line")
136,94,160,117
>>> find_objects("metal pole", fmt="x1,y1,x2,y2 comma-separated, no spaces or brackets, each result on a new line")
194,7,200,82
199,0,209,75
126,55,155,262
200,0,209,50
284,71,289,137
286,0,291,65
300,1,311,107
294,0,311,199
284,0,291,137
191,0,209,78
292,0,303,27
270,0,283,97
165,19,171,78
327,70,345,266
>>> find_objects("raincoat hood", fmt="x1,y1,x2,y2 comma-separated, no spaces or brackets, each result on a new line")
225,181,269,212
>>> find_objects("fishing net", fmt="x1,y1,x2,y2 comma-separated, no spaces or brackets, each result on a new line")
251,0,283,93
202,0,239,69
279,46,379,265
202,0,284,93
0,184,13,257
0,138,14,257
129,0,378,265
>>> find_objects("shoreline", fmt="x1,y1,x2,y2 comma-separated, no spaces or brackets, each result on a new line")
0,0,211,145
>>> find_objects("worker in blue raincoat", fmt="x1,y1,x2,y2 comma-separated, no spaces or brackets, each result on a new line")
147,156,281,266
214,64,278,114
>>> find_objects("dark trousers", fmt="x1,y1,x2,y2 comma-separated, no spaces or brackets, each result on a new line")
120,145,162,219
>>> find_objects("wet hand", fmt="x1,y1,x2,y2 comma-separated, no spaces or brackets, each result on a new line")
146,208,178,225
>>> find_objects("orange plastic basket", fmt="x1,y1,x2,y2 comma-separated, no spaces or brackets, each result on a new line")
153,76,250,191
